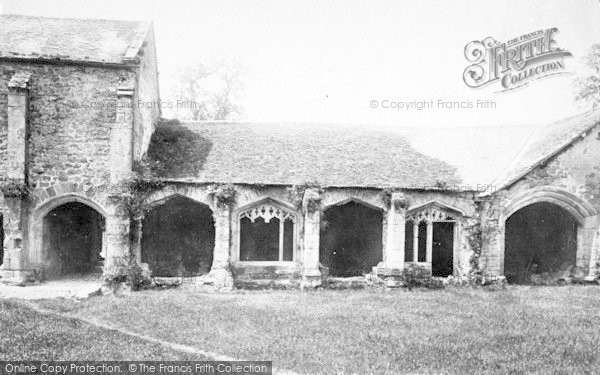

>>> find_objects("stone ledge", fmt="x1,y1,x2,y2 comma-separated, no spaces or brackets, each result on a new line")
0,269,37,286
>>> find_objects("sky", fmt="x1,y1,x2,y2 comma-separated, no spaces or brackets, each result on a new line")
2,0,600,129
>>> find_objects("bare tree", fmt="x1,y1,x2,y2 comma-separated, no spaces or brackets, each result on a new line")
167,59,243,121
575,44,600,108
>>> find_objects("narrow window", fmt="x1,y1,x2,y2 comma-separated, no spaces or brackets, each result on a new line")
404,221,413,262
418,222,427,262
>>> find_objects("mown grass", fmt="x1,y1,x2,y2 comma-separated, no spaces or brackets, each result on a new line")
14,286,600,374
0,299,208,360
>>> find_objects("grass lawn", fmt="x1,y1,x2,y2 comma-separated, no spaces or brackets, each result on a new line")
0,299,209,360
7,285,600,374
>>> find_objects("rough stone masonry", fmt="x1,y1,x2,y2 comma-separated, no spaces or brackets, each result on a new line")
0,14,598,288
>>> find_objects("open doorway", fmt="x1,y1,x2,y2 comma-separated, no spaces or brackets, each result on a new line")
505,202,577,284
320,201,383,276
141,196,215,277
432,222,454,277
42,202,105,279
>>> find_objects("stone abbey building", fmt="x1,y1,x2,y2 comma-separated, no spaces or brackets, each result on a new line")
0,15,598,287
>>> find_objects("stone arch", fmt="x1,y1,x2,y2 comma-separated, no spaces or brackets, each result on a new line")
31,193,108,279
235,196,298,215
322,196,386,212
141,193,216,277
502,187,597,226
501,187,599,282
233,197,300,263
404,200,462,277
406,200,465,221
143,185,214,211
34,193,108,221
320,198,384,276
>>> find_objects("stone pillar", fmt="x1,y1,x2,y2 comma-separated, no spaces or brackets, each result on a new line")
381,192,406,271
480,221,504,277
6,73,31,180
0,72,34,285
131,217,143,264
103,213,131,272
109,87,134,184
426,221,433,264
301,188,322,287
413,221,419,262
209,206,233,288
581,215,600,281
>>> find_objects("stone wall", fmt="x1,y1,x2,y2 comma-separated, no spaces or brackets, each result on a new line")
139,183,479,288
480,124,600,278
0,60,154,283
133,27,161,161
0,62,136,190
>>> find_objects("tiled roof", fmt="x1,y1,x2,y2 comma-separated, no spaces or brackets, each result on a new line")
145,110,597,192
490,109,600,192
145,121,464,189
0,14,149,64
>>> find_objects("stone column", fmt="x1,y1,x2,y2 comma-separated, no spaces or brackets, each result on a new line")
130,217,143,264
0,73,34,285
301,188,322,287
413,221,419,262
426,221,433,264
479,199,504,277
103,213,131,273
581,215,600,281
109,87,134,184
209,206,233,288
381,192,406,271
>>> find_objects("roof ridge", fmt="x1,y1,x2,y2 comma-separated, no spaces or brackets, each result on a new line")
179,120,541,130
0,13,144,24
483,109,600,195
0,14,150,65
123,21,152,64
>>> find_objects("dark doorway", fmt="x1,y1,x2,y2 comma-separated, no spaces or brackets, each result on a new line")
432,222,454,277
43,202,105,279
404,222,414,262
417,222,427,262
142,196,215,277
320,201,383,276
505,202,578,284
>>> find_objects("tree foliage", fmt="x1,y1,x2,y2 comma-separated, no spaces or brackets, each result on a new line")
167,59,243,121
575,43,600,108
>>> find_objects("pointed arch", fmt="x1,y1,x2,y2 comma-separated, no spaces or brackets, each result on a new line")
322,196,385,212
502,187,597,226
234,197,299,263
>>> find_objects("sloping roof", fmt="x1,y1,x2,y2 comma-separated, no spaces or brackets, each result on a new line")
144,109,598,192
145,121,463,189
0,14,149,65
490,109,600,192
395,125,538,190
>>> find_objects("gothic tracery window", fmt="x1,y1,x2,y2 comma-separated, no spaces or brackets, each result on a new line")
238,202,296,262
404,203,459,277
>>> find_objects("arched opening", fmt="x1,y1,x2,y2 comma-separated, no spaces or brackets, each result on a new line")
320,201,383,276
432,222,454,277
141,195,215,277
42,202,105,279
238,201,296,262
505,202,578,284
